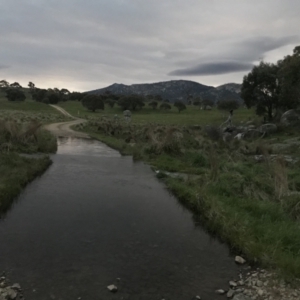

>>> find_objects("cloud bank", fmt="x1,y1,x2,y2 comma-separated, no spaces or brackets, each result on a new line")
0,0,299,90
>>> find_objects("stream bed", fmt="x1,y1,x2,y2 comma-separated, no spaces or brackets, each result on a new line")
0,137,240,300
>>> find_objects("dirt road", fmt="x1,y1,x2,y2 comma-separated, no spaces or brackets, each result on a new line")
44,105,89,138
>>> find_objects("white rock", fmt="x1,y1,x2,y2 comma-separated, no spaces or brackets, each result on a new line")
229,281,237,287
257,289,264,296
6,288,17,300
215,289,226,295
227,289,235,298
235,256,246,264
107,285,118,293
11,284,21,291
195,296,201,300
256,280,263,287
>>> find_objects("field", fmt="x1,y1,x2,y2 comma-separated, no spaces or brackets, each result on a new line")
0,90,70,123
58,100,257,126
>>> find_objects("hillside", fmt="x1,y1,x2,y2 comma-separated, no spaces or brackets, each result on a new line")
216,83,242,94
88,80,242,103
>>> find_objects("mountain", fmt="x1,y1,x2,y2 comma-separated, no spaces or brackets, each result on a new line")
216,83,242,94
88,80,242,103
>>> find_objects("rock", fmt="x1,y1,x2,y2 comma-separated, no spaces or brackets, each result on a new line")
195,296,201,299
243,129,263,140
234,133,243,140
235,256,246,264
257,289,264,296
258,123,277,134
229,281,237,287
107,284,118,293
11,284,21,291
256,280,263,287
238,280,245,286
227,289,235,298
6,288,17,300
215,289,226,295
280,109,300,127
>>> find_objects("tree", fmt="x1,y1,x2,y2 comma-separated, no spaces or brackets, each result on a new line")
159,103,171,110
68,92,84,101
174,101,186,113
148,101,158,110
193,100,201,110
6,88,26,101
217,99,239,111
0,80,9,89
118,95,145,111
241,62,280,120
32,88,48,102
278,46,300,109
82,94,104,112
10,82,22,88
202,98,214,110
106,99,116,108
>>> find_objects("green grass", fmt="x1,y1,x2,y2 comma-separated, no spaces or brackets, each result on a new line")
58,100,256,126
0,153,52,216
0,89,59,113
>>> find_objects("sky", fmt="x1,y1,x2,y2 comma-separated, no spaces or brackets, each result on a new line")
0,0,300,92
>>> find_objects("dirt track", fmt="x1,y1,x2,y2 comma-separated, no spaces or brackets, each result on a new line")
44,105,89,138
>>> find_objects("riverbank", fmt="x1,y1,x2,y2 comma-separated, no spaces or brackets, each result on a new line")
75,119,300,280
0,117,57,216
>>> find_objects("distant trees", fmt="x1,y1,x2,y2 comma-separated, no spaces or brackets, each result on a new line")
174,101,186,113
118,95,145,111
160,103,171,110
202,98,214,110
6,88,26,101
148,101,158,110
82,94,104,112
0,80,9,89
217,99,239,111
10,82,22,89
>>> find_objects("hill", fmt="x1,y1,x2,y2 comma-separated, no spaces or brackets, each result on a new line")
88,80,242,103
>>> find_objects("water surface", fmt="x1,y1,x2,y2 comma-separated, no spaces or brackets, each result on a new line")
0,137,239,299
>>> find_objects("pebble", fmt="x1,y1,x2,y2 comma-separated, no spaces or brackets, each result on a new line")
215,289,226,294
229,281,237,287
107,284,118,293
195,296,201,300
227,289,235,298
235,256,246,264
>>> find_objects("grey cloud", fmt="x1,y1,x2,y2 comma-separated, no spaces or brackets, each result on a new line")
169,62,253,76
0,65,9,70
0,0,300,90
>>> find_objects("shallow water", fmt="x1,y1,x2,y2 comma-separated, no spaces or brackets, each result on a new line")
0,137,240,299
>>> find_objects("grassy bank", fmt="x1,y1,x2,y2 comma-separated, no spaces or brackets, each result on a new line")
0,116,57,216
0,154,52,216
76,117,300,279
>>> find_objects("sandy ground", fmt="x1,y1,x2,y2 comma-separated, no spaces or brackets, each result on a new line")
44,105,89,139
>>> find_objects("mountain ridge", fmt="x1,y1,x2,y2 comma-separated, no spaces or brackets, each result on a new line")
88,80,242,103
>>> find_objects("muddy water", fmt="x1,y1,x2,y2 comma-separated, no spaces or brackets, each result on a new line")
0,137,240,300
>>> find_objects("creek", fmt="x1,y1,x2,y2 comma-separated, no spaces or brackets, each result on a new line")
0,137,240,299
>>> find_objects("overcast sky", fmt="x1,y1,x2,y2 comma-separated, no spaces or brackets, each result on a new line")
1,0,300,92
